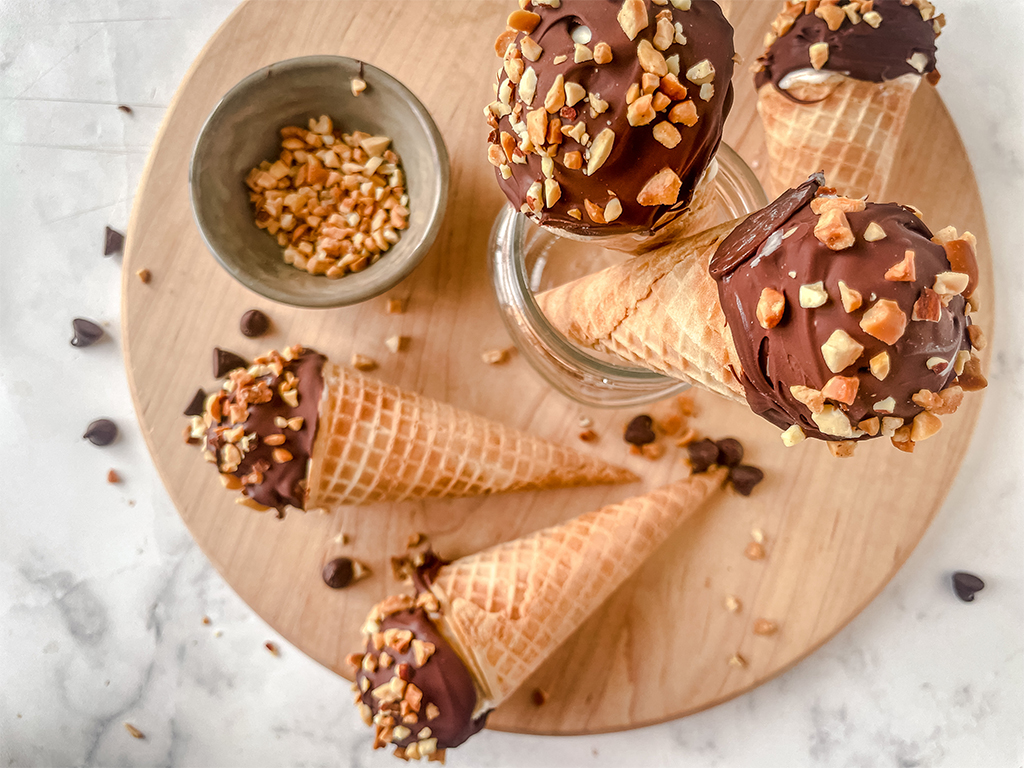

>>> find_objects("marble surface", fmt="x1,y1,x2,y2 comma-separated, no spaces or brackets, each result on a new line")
1,1,1022,766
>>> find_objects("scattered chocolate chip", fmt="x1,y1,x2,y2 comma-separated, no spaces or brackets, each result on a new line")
117,104,133,115
71,318,104,347
715,438,744,467
730,465,765,497
104,226,125,256
687,439,720,473
184,389,206,417
952,571,985,602
531,688,549,706
135,268,151,284
107,469,121,484
84,419,118,446
322,557,356,589
214,348,248,378
623,414,656,446
240,309,270,337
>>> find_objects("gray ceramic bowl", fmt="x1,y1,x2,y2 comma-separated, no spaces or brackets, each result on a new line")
189,56,449,308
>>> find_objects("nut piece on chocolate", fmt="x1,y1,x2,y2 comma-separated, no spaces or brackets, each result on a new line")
487,0,735,236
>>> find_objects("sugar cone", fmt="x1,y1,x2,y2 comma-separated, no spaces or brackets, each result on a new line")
536,219,748,403
305,363,637,508
429,469,727,710
756,73,921,200
542,156,721,256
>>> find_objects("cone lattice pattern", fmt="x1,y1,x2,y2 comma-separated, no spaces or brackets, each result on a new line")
305,364,636,508
432,470,726,706
757,74,920,200
537,220,748,403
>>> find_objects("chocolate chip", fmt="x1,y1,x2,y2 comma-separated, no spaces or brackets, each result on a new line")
715,438,744,467
117,104,133,115
184,389,206,417
71,318,104,347
687,439,720,474
104,226,125,256
952,571,985,602
214,348,248,378
84,419,118,446
239,309,270,338
322,557,355,589
623,415,656,446
729,465,765,497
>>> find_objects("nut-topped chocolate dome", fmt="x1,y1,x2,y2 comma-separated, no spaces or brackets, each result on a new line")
485,0,735,236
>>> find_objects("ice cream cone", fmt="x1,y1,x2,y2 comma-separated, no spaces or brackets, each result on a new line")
305,363,638,509
537,218,748,403
756,73,921,200
428,468,727,709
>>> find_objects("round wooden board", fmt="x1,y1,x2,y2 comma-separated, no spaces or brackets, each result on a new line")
122,0,994,736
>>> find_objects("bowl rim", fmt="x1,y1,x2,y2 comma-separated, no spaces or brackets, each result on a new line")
188,54,450,309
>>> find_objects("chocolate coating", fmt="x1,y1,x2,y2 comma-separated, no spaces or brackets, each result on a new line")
714,193,971,441
204,349,325,510
356,608,487,751
489,0,735,235
755,0,939,98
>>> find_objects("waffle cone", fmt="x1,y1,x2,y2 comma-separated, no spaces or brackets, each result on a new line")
536,219,748,403
429,469,727,709
542,156,721,256
305,364,637,508
756,74,921,200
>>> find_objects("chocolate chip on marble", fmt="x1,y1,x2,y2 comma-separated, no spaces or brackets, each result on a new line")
84,419,118,446
104,226,125,256
952,571,985,602
213,348,248,378
184,389,206,417
715,438,744,467
729,465,765,497
323,557,356,589
239,309,271,338
71,318,104,347
687,438,720,474
624,414,656,446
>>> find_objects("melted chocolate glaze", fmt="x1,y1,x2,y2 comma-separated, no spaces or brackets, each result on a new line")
491,0,735,235
205,350,325,510
755,0,938,99
714,195,971,441
356,608,487,751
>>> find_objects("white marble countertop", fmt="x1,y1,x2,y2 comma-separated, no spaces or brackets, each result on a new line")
1,1,1022,766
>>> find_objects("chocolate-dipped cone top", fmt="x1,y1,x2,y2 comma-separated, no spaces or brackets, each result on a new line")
753,0,943,98
485,0,735,237
711,174,986,453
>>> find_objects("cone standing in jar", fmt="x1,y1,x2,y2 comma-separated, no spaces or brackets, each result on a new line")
753,0,944,200
347,468,727,761
485,0,736,254
186,346,638,514
537,174,987,456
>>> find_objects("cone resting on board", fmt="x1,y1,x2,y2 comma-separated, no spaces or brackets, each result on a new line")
187,347,637,514
347,468,728,761
485,0,736,253
537,174,988,456
753,0,944,200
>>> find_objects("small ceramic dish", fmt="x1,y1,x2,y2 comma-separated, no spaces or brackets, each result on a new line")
190,55,449,308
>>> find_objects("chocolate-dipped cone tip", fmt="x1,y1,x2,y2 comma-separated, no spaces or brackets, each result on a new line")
713,176,983,452
754,0,942,94
353,600,485,757
487,0,735,236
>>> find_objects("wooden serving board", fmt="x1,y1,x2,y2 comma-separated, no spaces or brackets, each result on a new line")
122,0,993,736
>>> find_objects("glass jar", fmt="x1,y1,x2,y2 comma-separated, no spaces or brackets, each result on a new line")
488,143,767,408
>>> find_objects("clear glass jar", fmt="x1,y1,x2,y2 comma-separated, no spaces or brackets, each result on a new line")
488,143,767,408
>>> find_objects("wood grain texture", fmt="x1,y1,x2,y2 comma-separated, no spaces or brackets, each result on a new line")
121,0,994,736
